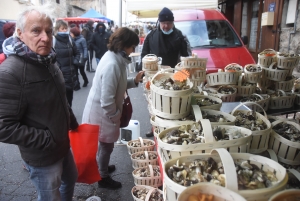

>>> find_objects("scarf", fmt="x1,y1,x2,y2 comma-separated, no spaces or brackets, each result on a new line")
13,37,56,65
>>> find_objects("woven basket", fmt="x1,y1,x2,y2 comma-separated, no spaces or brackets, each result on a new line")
224,63,243,76
164,148,287,201
127,137,156,155
267,90,296,109
131,185,163,201
132,165,162,188
216,85,237,102
142,54,160,71
131,151,159,169
269,189,300,201
231,102,272,154
273,76,296,91
258,49,277,67
206,71,240,86
175,62,206,88
277,53,300,69
192,105,236,125
191,92,222,110
295,93,300,106
262,62,289,81
235,75,257,97
244,64,263,83
157,119,252,163
268,120,300,166
258,76,272,93
180,56,207,68
240,93,270,112
150,69,194,119
177,183,247,201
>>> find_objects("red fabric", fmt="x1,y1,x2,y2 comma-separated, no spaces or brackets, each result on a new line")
69,124,101,184
0,53,6,65
139,37,145,45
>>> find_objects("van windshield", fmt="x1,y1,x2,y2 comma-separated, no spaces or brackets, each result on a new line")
174,20,242,49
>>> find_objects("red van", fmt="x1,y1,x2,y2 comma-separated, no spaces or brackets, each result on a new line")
173,9,255,73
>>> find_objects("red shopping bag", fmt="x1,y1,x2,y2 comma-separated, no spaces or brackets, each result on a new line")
69,124,101,184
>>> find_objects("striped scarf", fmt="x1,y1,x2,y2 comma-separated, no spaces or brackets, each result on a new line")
13,37,56,65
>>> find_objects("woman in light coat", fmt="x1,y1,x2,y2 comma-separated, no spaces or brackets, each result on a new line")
82,27,144,189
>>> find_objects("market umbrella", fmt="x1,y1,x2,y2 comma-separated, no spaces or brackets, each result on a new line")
56,17,103,25
80,8,111,23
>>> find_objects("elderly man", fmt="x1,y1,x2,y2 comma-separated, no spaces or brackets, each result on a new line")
0,4,79,201
140,7,189,137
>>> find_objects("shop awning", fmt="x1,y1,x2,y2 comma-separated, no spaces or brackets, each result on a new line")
126,0,218,18
80,8,111,23
57,17,104,24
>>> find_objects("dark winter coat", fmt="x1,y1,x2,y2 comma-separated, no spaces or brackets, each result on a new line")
141,26,189,68
0,55,78,167
54,33,80,90
81,24,94,50
91,23,111,60
74,35,88,65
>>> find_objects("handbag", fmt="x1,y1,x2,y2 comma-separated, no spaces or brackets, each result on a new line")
69,124,101,184
120,90,132,128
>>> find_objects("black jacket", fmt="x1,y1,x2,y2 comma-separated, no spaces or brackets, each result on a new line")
81,24,94,49
141,26,189,68
54,34,80,90
0,55,78,167
91,23,111,59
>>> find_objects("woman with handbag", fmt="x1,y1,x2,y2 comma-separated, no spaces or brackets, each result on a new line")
70,27,89,87
82,27,144,189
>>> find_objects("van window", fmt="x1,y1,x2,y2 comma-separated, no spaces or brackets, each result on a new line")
175,20,242,48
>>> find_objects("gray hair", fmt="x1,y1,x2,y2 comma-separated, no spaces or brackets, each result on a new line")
15,3,54,37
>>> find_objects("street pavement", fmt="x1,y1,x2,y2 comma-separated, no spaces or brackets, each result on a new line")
0,59,153,201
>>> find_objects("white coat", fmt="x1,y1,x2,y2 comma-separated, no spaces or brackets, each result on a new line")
82,51,137,143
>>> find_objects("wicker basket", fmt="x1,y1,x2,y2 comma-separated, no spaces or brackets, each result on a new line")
206,71,240,86
258,49,277,67
235,75,257,97
157,119,252,163
192,105,236,125
131,185,163,201
132,165,162,188
175,62,206,88
258,76,272,93
268,120,300,166
191,92,222,110
277,53,300,69
262,62,289,81
127,137,156,155
177,183,247,201
224,63,243,75
142,54,160,71
244,64,262,83
164,148,287,201
180,56,207,68
269,189,300,201
295,93,300,106
216,85,237,102
267,90,296,109
131,151,159,169
240,93,270,112
231,102,272,154
150,69,194,119
272,76,296,91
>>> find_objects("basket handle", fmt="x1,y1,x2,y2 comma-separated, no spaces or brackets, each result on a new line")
200,119,215,143
145,188,157,201
288,169,300,182
271,119,285,127
139,137,144,147
251,93,264,100
145,54,158,59
210,148,238,191
148,164,154,178
269,62,277,69
200,91,208,96
192,105,203,122
266,149,278,162
144,151,149,160
276,90,286,97
238,75,243,87
231,102,267,118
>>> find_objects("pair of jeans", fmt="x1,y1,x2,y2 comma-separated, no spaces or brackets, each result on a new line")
23,149,78,201
96,58,100,65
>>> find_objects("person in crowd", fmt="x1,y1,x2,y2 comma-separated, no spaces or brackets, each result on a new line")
70,26,89,87
53,19,80,107
82,27,144,189
90,22,111,65
0,22,15,64
140,7,190,137
0,4,79,201
106,25,113,34
69,23,77,28
81,20,95,72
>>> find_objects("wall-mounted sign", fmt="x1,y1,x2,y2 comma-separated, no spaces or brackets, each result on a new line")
269,2,276,12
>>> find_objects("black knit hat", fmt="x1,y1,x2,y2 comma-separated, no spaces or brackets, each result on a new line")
158,7,174,22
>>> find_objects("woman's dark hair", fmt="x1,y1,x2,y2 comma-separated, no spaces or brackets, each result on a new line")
108,27,139,53
70,27,80,36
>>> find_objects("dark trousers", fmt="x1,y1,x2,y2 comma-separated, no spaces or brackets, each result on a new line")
74,64,88,84
65,88,73,107
86,49,94,71
96,141,114,178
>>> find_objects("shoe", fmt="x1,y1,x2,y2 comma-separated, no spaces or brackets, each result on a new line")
108,165,116,173
98,176,122,189
83,82,89,87
86,196,101,201
90,68,96,72
145,131,154,137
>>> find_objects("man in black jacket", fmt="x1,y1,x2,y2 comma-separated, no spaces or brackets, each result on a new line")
141,7,189,137
82,20,95,72
90,22,111,65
